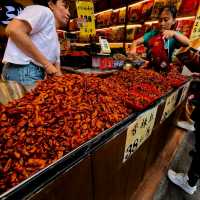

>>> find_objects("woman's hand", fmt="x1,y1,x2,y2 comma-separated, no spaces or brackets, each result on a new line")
162,30,176,39
163,30,189,46
140,60,149,69
44,63,59,75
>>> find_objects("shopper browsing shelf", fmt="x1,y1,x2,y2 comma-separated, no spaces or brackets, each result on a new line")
2,0,70,85
129,6,189,73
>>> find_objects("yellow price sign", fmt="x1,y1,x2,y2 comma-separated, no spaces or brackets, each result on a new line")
190,5,200,40
123,105,158,163
76,1,96,39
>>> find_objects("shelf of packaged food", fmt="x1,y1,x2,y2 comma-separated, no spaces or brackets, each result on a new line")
94,0,150,16
71,43,90,46
70,15,196,33
69,0,150,22
176,16,196,20
96,24,142,31
69,24,142,34
69,14,196,33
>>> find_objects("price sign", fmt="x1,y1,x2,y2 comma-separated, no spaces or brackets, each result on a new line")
161,90,179,123
76,1,96,39
190,5,200,40
178,81,191,105
123,105,158,163
99,37,111,54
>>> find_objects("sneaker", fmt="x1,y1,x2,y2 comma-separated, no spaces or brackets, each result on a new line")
176,121,195,132
168,169,197,195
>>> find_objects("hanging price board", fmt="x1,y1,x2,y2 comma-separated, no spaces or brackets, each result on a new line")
76,0,96,39
190,5,200,40
123,105,158,163
161,90,179,123
178,81,191,105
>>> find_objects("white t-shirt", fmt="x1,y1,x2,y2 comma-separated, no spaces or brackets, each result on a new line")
3,5,60,66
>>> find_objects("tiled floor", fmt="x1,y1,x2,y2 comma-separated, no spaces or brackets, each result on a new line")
153,131,200,200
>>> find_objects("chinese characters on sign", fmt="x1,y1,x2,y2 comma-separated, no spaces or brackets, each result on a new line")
76,1,95,39
178,81,191,105
123,106,158,163
190,5,200,40
161,90,179,123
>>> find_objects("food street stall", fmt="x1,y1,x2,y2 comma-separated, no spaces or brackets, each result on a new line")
0,68,191,200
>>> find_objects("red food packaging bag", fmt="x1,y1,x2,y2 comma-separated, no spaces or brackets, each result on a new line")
147,34,170,73
178,0,199,16
176,19,195,37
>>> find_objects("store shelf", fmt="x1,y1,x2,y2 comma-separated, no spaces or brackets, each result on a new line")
71,43,90,46
96,25,125,31
176,16,196,21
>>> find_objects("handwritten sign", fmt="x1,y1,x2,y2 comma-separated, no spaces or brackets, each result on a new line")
123,105,158,163
76,1,96,39
178,81,191,105
161,90,179,123
190,5,200,40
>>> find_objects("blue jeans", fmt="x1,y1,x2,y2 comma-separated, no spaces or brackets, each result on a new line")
2,62,45,85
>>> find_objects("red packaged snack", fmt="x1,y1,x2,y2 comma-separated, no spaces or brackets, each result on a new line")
176,19,195,37
114,27,125,42
178,0,200,16
140,0,154,23
126,27,135,42
128,4,142,24
118,8,126,24
111,10,120,25
96,10,113,28
134,24,151,40
147,34,170,73
136,44,147,58
68,19,78,31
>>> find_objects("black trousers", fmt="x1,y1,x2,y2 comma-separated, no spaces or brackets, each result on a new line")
188,108,200,187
